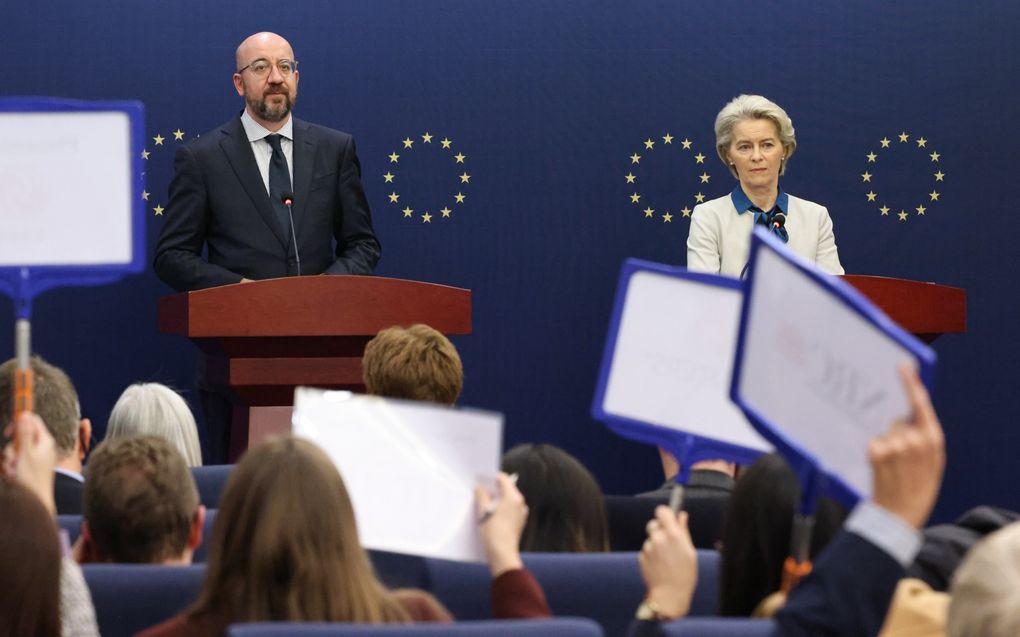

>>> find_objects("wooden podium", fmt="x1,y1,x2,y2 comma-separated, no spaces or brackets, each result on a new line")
158,276,471,459
842,275,966,342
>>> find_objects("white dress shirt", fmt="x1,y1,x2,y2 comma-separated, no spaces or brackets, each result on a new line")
240,110,294,195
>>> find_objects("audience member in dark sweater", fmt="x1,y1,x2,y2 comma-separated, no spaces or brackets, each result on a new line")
139,437,550,637
502,443,610,552
628,365,946,637
0,356,92,515
362,323,464,405
75,436,205,565
719,453,847,617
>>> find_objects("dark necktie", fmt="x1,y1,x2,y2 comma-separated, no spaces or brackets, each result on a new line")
265,134,292,235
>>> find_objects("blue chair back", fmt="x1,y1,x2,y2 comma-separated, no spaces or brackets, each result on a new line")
83,563,206,637
192,464,233,507
192,507,218,562
658,617,775,636
227,618,604,636
58,513,82,544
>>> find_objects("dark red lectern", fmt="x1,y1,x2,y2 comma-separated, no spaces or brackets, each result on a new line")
158,276,471,459
842,275,966,343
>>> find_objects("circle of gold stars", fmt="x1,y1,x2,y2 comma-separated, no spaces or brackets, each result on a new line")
625,133,711,224
143,128,189,216
383,132,469,224
862,132,944,222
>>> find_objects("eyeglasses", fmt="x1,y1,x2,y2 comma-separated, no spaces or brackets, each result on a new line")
237,58,298,78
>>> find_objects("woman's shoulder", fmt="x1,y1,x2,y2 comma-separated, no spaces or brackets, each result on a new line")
785,193,829,215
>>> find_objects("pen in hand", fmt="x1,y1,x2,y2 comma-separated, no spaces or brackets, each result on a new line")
478,472,518,525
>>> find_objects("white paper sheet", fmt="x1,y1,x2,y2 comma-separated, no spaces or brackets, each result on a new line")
602,269,770,453
293,389,503,562
0,111,134,266
737,246,919,497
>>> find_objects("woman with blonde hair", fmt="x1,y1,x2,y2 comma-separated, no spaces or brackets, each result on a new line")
139,436,549,636
106,383,202,467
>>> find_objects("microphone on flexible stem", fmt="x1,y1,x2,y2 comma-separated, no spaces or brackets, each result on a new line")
771,211,787,231
280,192,301,276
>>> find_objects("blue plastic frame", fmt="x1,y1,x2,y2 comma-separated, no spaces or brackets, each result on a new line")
0,97,146,318
592,258,767,483
730,228,937,511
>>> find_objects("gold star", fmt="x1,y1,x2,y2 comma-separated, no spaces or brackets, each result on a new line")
681,206,692,217
898,132,909,143
916,137,927,148
440,207,451,218
141,190,150,201
440,138,452,149
662,133,674,144
459,172,471,184
630,192,641,203
630,153,641,164
383,172,395,183
866,152,877,163
625,173,636,184
898,210,908,221
916,205,926,216
694,153,705,164
422,132,433,143
699,173,710,184
866,191,877,202
934,171,945,181
644,206,655,216
153,134,165,146
880,137,891,148
694,192,705,203
454,192,466,203
402,206,413,217
681,138,693,149
644,138,655,150
880,205,890,216
173,129,185,141
930,190,940,201
861,171,872,182
662,212,673,223
389,152,400,163
454,152,466,163
402,137,414,149
929,151,940,162
422,212,432,223
388,192,399,203
153,204,164,216
141,149,150,160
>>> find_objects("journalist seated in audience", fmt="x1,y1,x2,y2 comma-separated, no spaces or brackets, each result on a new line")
719,453,846,617
362,323,464,405
628,366,946,637
502,443,610,552
946,520,1020,637
105,382,203,467
76,435,205,564
139,436,550,636
2,411,99,637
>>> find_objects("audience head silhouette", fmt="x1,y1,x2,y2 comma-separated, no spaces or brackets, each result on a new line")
363,324,463,405
106,382,203,467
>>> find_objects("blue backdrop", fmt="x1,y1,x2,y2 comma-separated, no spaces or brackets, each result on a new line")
2,0,1016,521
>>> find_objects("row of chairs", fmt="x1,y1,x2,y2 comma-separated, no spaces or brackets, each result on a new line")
81,550,727,637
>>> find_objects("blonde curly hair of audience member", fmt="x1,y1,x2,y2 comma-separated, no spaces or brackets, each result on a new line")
106,383,202,467
186,436,414,626
946,521,1020,637
362,324,463,405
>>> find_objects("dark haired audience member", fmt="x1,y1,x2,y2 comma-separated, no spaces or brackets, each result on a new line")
76,435,205,564
362,323,463,405
502,443,610,552
0,356,92,514
719,452,846,617
139,436,549,636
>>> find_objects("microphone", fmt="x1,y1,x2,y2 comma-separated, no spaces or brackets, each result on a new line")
771,211,787,230
280,192,301,276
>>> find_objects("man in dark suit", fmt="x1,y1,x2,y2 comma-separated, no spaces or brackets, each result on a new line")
153,32,381,461
0,356,92,515
153,31,380,291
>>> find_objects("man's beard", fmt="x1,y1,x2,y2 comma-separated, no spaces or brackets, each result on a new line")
250,90,293,122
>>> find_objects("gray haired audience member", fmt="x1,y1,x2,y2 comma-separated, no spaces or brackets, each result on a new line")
946,521,1020,637
106,383,202,467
